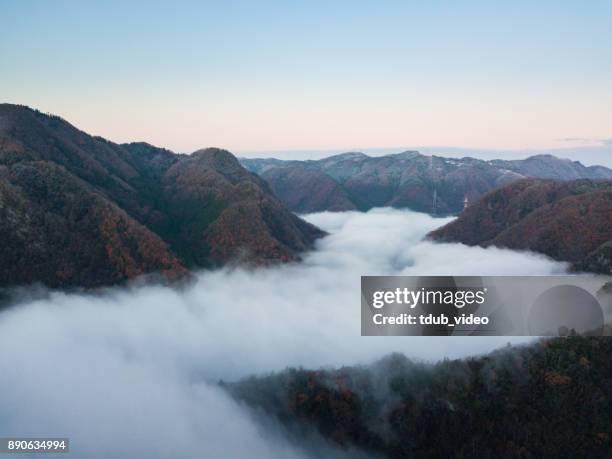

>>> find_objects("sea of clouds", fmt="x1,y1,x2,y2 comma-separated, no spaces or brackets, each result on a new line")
0,208,569,458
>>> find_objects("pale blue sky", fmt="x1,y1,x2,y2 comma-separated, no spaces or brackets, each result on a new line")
2,1,612,159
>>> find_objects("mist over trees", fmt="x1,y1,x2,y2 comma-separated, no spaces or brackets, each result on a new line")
229,336,612,458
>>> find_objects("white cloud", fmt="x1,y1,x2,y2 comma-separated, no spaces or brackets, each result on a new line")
0,208,567,458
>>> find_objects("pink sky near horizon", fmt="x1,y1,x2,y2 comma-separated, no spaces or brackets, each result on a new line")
3,2,611,159
7,95,611,157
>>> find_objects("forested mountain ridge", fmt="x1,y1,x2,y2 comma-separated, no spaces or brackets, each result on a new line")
229,335,612,458
0,104,324,288
429,178,612,274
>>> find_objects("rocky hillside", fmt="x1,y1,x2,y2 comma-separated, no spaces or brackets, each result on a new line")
429,179,612,274
241,152,612,214
0,104,324,288
228,335,612,458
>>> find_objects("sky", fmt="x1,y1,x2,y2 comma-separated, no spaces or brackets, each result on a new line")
2,1,612,160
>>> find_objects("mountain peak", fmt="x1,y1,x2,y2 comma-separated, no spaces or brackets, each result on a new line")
0,103,36,114
0,103,67,125
188,148,247,182
325,152,369,161
192,147,241,165
0,108,325,288
527,154,571,162
391,150,422,159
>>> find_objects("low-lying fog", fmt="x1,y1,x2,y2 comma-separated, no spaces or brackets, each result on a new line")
0,208,568,458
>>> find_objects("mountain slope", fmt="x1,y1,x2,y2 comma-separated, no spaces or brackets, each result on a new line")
256,165,357,212
0,104,324,287
160,148,324,265
241,152,612,214
428,179,612,273
491,154,612,180
0,161,185,288
228,335,612,458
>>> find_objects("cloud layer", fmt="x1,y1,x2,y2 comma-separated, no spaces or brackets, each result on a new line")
0,208,567,458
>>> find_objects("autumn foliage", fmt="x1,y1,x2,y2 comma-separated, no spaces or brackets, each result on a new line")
0,104,323,288
230,336,612,458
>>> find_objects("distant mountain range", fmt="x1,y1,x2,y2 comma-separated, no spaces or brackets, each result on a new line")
241,152,612,214
429,178,612,274
0,104,323,288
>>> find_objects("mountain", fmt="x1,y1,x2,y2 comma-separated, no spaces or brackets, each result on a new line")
159,148,324,265
240,152,612,214
228,335,612,458
0,160,185,288
255,164,357,212
428,179,612,274
0,104,324,288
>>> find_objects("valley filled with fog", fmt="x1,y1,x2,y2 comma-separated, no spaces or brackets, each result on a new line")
0,208,569,458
